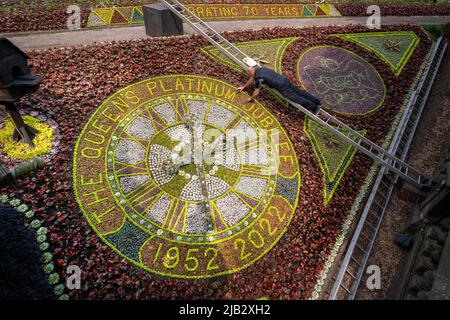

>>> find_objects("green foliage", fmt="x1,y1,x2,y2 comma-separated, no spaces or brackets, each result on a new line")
53,284,65,296
44,0,59,10
48,273,60,285
152,132,179,151
37,234,47,243
42,252,53,264
160,164,197,197
39,242,50,251
214,166,240,186
30,219,42,229
422,24,447,41
43,263,54,274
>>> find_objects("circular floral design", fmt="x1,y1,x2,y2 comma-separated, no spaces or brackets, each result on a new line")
297,46,386,115
73,75,301,278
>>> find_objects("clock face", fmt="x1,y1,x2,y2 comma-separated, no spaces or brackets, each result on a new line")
73,75,300,278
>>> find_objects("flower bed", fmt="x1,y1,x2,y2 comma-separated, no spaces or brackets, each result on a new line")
0,1,449,33
0,115,54,160
184,3,341,20
0,24,431,299
73,75,301,279
336,3,450,16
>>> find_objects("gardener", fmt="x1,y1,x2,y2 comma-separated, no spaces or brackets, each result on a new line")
236,58,322,114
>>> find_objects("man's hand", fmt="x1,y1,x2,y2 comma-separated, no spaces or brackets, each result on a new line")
236,86,246,93
244,88,260,103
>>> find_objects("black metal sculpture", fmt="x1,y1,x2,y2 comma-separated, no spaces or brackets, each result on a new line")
0,38,42,148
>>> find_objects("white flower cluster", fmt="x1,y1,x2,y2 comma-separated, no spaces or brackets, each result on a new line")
215,192,250,227
180,176,230,201
148,144,176,185
166,125,193,143
187,100,208,122
119,175,149,194
115,140,146,165
154,103,176,124
207,102,236,128
125,116,155,140
144,194,172,225
185,203,211,234
234,118,257,136
234,176,267,199
218,144,241,171
241,146,269,166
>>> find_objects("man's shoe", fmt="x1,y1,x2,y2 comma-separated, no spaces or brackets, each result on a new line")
307,104,320,115
314,105,321,115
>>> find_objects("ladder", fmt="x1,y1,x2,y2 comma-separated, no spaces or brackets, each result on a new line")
161,0,442,189
162,0,254,71
329,36,447,300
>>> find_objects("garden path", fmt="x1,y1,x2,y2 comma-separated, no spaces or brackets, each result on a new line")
1,15,449,50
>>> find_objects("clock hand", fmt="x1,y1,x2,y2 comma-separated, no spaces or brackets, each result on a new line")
184,113,214,232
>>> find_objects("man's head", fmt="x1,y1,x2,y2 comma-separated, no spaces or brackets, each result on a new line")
243,57,258,78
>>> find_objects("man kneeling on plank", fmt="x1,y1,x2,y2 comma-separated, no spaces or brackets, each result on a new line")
236,57,322,114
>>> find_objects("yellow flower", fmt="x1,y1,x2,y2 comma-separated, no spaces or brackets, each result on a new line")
0,115,54,160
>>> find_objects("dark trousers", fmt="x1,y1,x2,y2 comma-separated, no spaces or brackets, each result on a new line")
280,83,321,111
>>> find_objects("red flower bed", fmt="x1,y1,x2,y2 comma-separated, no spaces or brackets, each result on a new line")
0,24,431,299
336,3,450,16
0,1,448,33
0,8,90,33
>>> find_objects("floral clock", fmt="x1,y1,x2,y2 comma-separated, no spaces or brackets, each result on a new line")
73,75,301,278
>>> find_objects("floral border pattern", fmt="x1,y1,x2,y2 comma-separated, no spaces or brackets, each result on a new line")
304,117,367,206
185,3,341,20
87,6,144,28
72,74,301,279
334,31,421,76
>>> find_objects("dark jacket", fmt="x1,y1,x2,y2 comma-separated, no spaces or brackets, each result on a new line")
254,67,290,91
